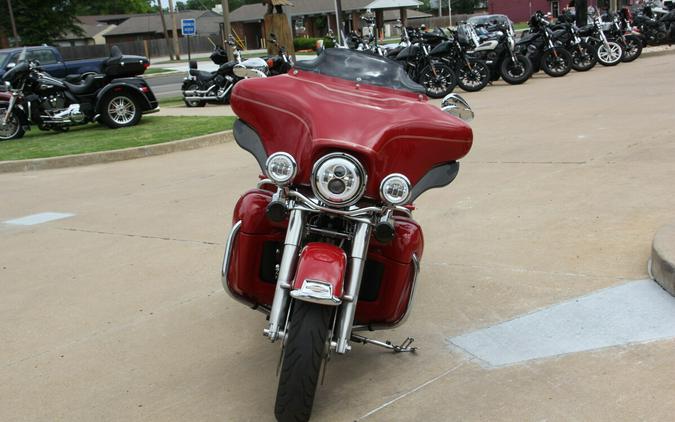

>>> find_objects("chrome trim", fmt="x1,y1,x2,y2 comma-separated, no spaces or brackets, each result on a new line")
256,178,275,189
290,279,342,306
265,209,305,341
379,173,412,206
335,222,372,354
220,221,270,315
265,152,297,185
142,106,160,115
310,152,368,208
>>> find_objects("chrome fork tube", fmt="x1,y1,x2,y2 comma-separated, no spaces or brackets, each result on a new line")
3,94,17,125
265,208,304,342
335,222,372,354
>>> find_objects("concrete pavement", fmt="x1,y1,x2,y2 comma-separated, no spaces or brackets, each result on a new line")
2,52,675,421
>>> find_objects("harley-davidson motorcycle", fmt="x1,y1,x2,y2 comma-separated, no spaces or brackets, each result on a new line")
221,48,474,421
181,37,267,107
0,47,158,140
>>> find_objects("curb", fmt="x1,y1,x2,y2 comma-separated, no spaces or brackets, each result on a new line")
0,130,234,174
651,223,675,297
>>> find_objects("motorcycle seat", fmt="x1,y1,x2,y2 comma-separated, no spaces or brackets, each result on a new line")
189,69,215,81
63,74,100,95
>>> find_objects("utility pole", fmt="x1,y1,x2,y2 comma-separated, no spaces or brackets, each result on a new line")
168,0,181,60
576,0,588,28
221,0,232,61
157,0,175,60
448,0,452,27
6,0,20,46
334,0,344,45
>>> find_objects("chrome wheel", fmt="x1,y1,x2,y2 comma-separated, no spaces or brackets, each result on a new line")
107,96,137,125
0,110,21,140
597,42,622,65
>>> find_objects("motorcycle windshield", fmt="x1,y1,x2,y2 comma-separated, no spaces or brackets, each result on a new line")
295,48,424,94
230,48,473,201
1,62,28,83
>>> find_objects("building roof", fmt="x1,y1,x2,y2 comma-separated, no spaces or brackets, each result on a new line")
382,8,431,20
104,10,222,37
77,14,147,26
366,0,422,9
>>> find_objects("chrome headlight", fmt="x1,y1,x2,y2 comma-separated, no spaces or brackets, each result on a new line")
380,174,411,206
266,152,297,185
311,153,367,207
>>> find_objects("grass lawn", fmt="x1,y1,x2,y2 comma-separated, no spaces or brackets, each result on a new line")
145,67,176,75
0,116,235,161
513,22,530,31
159,96,186,108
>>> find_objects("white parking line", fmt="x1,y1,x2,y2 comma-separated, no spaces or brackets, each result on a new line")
449,280,675,367
4,212,75,226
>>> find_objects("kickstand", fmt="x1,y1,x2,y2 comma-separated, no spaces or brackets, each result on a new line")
350,334,417,353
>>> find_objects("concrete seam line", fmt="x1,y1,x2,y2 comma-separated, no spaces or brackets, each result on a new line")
357,362,467,420
0,130,234,174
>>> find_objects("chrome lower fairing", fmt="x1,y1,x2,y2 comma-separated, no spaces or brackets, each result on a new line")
290,280,342,306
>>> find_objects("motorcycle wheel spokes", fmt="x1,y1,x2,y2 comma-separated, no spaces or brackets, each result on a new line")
598,43,622,64
0,111,20,140
108,97,136,125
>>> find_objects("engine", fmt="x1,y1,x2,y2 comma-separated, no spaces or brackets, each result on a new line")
40,93,86,124
41,93,66,111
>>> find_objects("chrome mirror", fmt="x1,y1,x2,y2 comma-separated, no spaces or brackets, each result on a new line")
441,93,474,122
6,62,16,70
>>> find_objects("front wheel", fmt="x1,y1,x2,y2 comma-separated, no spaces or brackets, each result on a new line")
0,109,25,141
100,93,142,129
275,301,332,422
570,42,597,71
457,60,490,92
418,63,457,98
541,48,572,77
596,41,623,66
499,54,532,85
621,36,643,62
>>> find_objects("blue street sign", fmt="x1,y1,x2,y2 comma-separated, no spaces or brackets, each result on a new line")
181,19,196,36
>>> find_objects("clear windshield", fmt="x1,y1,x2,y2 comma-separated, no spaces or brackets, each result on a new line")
0,53,8,66
293,48,425,94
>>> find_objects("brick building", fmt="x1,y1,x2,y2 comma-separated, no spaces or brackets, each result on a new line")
487,0,636,23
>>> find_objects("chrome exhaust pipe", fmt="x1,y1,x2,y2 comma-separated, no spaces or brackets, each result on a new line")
184,96,218,101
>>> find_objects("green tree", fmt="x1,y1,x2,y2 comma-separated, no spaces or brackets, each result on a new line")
76,0,153,14
451,0,478,14
0,0,83,45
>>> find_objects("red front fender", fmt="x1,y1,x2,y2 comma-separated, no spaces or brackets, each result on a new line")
290,243,346,306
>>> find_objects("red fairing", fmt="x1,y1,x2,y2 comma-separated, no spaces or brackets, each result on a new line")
230,71,473,199
0,92,10,102
292,243,347,297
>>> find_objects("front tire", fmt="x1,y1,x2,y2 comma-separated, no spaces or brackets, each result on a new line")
499,54,532,85
100,93,142,128
0,109,25,140
596,41,623,66
418,63,457,98
541,48,572,77
570,42,597,71
458,60,490,92
275,301,332,422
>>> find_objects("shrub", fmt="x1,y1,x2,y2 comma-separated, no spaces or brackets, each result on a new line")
293,37,336,51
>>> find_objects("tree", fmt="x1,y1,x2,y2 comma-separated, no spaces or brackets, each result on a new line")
451,0,478,14
0,0,83,45
76,0,153,15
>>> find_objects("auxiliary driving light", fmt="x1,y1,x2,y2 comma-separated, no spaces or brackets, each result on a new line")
379,174,411,206
265,152,297,185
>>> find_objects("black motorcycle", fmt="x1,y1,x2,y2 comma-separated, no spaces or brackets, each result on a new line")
577,13,624,67
633,6,675,46
181,37,267,107
428,28,491,92
602,12,643,62
461,21,532,85
517,12,573,77
551,15,598,72
265,33,294,76
0,47,158,140
393,28,457,98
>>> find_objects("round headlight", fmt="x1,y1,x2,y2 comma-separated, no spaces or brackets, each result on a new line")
380,173,411,206
311,153,367,207
266,152,297,185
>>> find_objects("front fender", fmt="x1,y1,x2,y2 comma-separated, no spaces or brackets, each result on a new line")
0,100,30,125
290,243,346,306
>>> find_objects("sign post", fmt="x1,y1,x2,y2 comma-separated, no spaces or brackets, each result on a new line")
181,18,196,61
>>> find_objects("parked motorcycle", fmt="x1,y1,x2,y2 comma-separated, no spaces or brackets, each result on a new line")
461,21,532,85
265,33,294,76
393,28,458,98
577,12,624,66
429,28,491,92
603,12,643,62
0,46,158,140
181,37,267,107
222,48,473,422
633,6,675,45
517,11,573,77
551,16,598,72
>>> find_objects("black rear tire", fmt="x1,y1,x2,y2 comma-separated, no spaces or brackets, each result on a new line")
418,63,457,98
541,48,572,77
570,42,597,71
182,82,206,107
457,60,490,92
275,301,332,422
499,54,532,85
100,93,142,129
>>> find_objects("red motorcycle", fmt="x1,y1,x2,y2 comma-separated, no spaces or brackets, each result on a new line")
222,49,474,422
